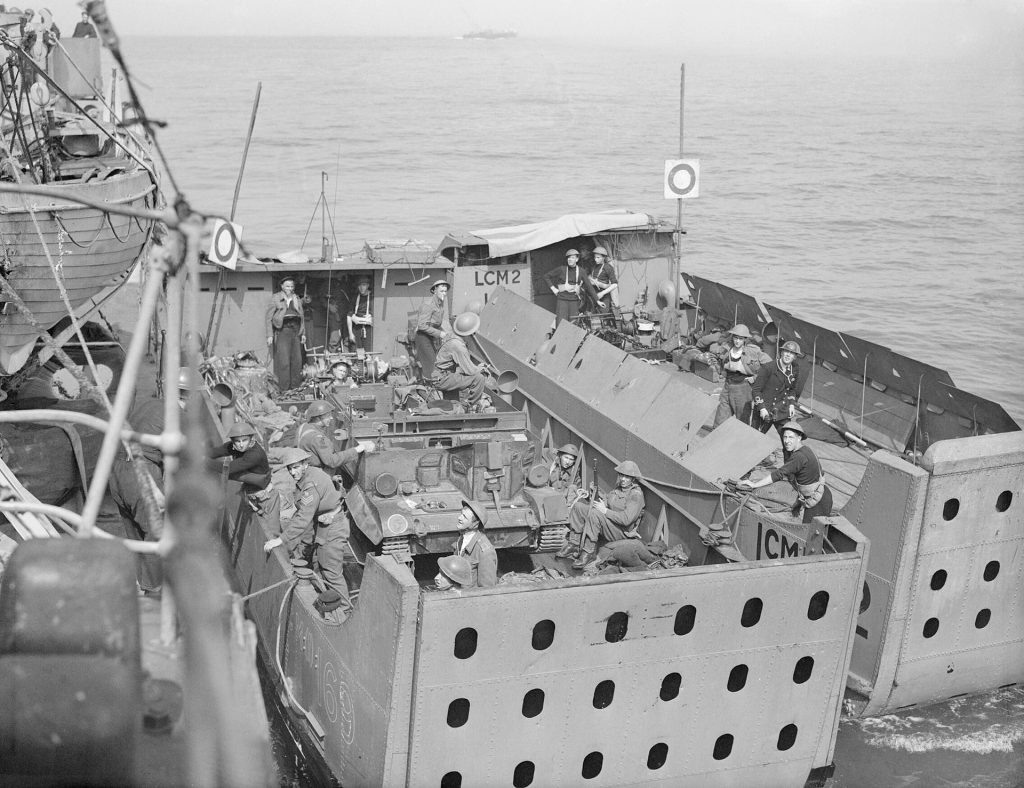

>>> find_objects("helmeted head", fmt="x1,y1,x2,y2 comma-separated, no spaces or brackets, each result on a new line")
557,443,579,468
779,420,806,451
458,498,488,530
614,459,642,486
436,555,473,589
453,312,480,337
780,341,801,364
565,248,580,266
329,360,351,380
305,399,336,424
280,447,311,480
228,420,257,450
592,246,609,262
430,280,449,298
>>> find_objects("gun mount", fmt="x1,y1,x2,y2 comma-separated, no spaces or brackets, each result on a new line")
345,436,570,562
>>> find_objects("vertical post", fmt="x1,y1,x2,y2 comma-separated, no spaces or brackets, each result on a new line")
673,63,685,346
321,170,329,262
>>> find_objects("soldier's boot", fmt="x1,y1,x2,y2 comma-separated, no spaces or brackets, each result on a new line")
555,536,579,559
572,550,595,570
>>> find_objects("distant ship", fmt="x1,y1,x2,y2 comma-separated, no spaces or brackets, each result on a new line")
461,28,517,39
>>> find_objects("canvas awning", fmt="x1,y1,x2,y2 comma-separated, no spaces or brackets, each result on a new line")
438,210,668,259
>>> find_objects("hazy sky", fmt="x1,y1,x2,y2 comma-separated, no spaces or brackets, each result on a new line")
30,0,1024,59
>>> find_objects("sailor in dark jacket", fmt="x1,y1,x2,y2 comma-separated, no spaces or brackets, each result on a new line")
208,421,281,537
738,420,832,523
751,341,805,434
451,498,498,588
266,276,305,391
544,249,588,326
264,449,352,618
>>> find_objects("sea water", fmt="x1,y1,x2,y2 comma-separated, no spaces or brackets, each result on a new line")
131,35,1024,425
124,36,1024,786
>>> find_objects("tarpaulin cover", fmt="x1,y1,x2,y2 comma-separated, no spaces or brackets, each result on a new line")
438,211,664,259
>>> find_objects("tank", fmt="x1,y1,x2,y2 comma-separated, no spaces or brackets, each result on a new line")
346,433,570,562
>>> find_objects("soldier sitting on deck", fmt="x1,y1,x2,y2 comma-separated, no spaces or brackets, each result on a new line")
295,400,373,484
558,460,646,570
449,498,497,588
264,448,353,622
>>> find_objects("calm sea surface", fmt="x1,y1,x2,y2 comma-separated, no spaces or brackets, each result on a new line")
129,36,1024,425
125,36,1024,785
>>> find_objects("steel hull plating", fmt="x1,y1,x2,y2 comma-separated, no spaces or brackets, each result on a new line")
224,478,868,787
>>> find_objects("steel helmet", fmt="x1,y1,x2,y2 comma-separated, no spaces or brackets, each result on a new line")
305,400,336,420
557,443,579,458
227,421,256,438
430,280,449,292
453,312,480,337
438,555,473,587
461,498,489,528
779,420,806,438
565,248,580,258
592,246,609,258
177,367,203,391
614,460,643,480
329,360,351,373
279,447,311,466
465,300,484,315
781,340,802,356
729,323,752,339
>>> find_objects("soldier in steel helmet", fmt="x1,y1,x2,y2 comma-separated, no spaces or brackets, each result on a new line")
431,312,488,410
549,443,584,506
208,420,281,537
752,340,806,439
266,275,306,391
325,359,358,392
559,459,646,569
415,279,451,378
449,498,497,588
713,323,770,428
296,399,374,483
737,420,833,524
586,245,619,309
434,555,474,590
264,448,353,618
